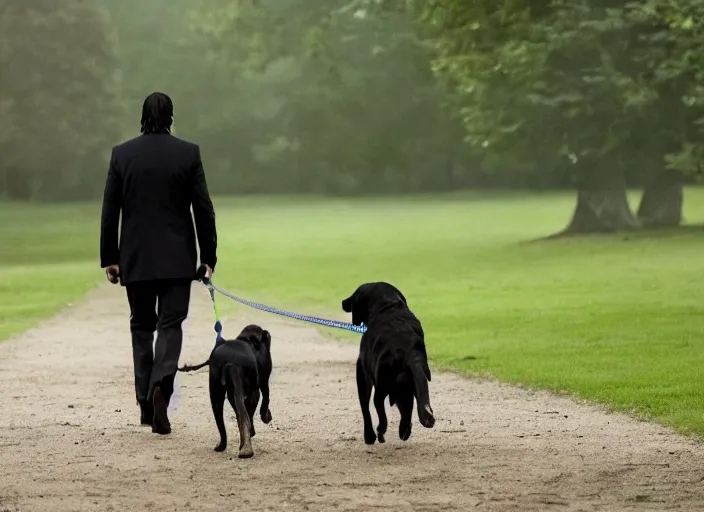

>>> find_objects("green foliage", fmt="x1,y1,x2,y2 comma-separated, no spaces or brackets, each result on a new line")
628,0,704,177
0,0,122,200
357,0,704,185
189,0,469,194
5,0,704,201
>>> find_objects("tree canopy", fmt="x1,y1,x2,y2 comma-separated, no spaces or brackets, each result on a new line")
0,0,121,200
189,0,468,194
352,0,703,230
1,0,702,233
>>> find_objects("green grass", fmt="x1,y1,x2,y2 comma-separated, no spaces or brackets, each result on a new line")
0,202,100,340
1,189,703,435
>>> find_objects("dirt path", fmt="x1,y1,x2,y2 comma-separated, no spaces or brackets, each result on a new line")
1,285,703,512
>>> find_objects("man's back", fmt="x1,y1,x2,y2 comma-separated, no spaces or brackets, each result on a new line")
100,133,217,284
100,91,217,435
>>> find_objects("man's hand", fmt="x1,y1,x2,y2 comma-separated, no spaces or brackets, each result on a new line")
105,264,120,284
196,264,214,282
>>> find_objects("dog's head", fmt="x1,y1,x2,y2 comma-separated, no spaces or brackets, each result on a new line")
237,324,272,354
341,282,407,326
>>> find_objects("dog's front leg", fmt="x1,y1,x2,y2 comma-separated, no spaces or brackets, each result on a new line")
373,390,388,443
398,393,414,441
259,381,272,424
245,390,260,438
356,359,376,445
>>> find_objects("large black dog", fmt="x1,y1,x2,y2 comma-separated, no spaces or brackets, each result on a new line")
342,282,435,445
179,325,273,458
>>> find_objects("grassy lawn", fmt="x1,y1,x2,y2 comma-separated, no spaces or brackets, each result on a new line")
1,189,703,435
0,202,100,340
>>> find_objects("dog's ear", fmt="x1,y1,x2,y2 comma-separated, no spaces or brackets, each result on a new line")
341,296,353,313
261,330,271,352
351,291,370,327
343,284,372,326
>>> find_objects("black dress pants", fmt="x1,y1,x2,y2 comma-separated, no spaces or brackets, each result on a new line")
126,279,192,403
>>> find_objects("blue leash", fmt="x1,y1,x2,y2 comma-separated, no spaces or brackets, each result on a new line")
200,278,367,342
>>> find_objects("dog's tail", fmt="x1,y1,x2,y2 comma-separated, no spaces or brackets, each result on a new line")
178,360,210,372
409,353,435,429
222,363,254,458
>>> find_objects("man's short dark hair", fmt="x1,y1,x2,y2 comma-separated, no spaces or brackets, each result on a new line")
141,92,174,134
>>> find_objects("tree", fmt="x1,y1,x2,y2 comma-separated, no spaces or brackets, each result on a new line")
626,0,704,226
407,0,649,232
356,0,703,232
0,0,122,200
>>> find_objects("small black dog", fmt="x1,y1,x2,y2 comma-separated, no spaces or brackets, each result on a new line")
342,282,435,445
179,324,273,458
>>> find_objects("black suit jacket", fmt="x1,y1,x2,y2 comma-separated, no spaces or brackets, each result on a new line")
100,133,217,285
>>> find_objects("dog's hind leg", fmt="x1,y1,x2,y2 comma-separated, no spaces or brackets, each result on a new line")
225,367,254,459
356,359,376,445
397,393,414,441
210,375,228,452
373,390,388,443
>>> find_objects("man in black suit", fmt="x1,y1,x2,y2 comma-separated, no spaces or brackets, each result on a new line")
100,92,217,435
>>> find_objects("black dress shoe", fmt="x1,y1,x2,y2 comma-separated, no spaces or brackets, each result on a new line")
138,399,153,426
152,386,171,435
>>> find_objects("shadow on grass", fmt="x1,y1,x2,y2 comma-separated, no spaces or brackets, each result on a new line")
524,223,704,244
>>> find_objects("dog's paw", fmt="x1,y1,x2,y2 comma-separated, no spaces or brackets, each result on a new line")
214,443,226,452
238,446,254,459
399,422,412,441
261,409,272,424
376,424,387,443
419,404,435,429
364,430,377,445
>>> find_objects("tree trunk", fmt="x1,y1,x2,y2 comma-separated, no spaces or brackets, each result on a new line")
4,168,32,200
565,165,639,234
637,170,683,228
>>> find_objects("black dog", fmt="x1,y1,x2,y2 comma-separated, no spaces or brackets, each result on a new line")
342,282,435,445
179,325,273,458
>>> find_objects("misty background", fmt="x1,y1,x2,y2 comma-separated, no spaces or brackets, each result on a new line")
1,0,703,234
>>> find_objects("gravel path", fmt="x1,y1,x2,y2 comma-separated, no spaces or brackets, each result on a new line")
1,285,703,511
